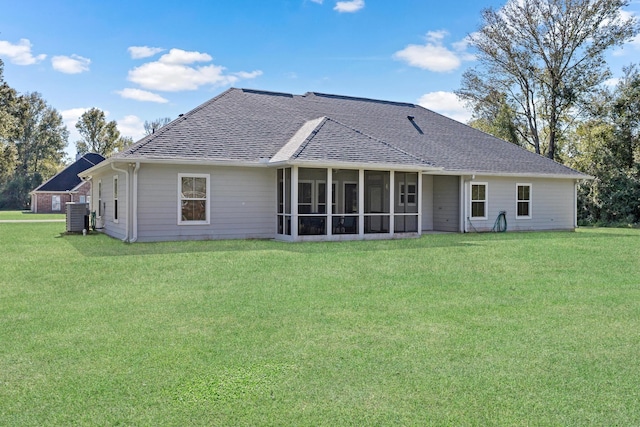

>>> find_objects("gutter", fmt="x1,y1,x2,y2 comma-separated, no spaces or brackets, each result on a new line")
130,162,140,243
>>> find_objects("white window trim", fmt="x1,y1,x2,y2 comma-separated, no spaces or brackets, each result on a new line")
178,173,210,225
398,181,417,207
470,182,488,220
113,175,119,223
52,195,61,211
97,180,103,218
516,183,532,219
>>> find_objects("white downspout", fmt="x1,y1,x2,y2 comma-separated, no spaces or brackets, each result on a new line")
111,163,129,242
130,162,140,242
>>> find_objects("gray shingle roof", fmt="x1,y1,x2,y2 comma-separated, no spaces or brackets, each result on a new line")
114,88,587,178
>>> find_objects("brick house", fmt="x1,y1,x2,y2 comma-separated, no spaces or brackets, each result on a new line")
30,153,105,213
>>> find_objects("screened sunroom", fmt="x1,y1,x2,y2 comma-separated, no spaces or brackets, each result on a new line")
276,166,421,241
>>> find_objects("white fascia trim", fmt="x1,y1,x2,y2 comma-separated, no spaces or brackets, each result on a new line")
84,157,443,174
281,160,441,172
79,157,272,177
424,170,593,180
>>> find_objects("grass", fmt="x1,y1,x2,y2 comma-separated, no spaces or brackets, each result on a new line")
0,210,65,220
1,224,639,426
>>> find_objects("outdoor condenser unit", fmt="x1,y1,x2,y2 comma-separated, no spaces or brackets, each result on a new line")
66,202,89,232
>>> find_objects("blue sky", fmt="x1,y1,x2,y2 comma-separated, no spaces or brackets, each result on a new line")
1,0,639,159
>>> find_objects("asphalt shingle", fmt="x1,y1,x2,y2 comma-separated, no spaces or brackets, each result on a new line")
114,88,588,178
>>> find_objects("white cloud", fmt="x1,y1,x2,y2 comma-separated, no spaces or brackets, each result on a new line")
158,48,212,65
613,34,640,56
51,54,91,74
603,78,620,87
127,48,262,92
233,70,264,79
0,38,46,65
334,0,364,13
417,91,472,123
116,88,169,103
117,115,146,142
393,31,474,72
128,46,165,59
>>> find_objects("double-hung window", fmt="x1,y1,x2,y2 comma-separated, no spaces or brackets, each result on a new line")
52,195,61,211
113,176,119,223
470,182,487,219
178,173,210,225
516,183,532,219
98,180,103,217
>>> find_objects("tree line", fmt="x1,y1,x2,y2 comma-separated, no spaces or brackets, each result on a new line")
0,58,169,209
458,0,640,226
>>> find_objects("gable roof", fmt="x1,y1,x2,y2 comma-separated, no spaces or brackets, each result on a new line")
108,88,588,178
33,153,105,192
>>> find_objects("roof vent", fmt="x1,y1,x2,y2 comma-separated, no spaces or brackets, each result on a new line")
407,115,415,120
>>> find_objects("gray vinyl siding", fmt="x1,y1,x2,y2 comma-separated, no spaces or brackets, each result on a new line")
136,164,275,242
92,170,127,240
466,177,575,232
432,175,460,232
421,175,433,231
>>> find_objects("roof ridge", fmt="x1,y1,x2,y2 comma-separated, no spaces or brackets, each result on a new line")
300,116,432,166
241,88,294,98
291,117,329,159
305,91,416,108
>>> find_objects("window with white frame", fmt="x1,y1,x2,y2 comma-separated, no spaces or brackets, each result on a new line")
52,195,61,211
98,180,103,217
470,182,487,219
398,181,417,206
516,183,532,218
178,174,210,224
113,175,119,223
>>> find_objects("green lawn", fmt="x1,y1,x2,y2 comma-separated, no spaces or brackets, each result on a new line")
1,224,639,426
0,210,65,220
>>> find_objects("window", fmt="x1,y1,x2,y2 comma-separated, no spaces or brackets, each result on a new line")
398,182,417,206
178,174,210,224
113,176,119,223
470,183,487,219
52,195,61,211
516,184,532,218
98,181,103,217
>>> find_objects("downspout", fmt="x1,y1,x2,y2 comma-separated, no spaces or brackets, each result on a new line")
130,162,140,242
111,163,130,242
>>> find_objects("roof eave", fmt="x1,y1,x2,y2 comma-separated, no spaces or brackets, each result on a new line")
427,169,593,180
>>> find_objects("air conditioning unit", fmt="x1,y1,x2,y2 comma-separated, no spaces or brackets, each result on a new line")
66,202,89,232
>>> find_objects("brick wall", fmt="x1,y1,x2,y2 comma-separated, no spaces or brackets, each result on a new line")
32,182,92,213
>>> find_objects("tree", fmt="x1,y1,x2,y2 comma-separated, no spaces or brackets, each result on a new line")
75,108,126,157
457,0,638,160
568,64,640,225
0,90,68,209
144,117,171,136
13,92,68,178
0,59,18,187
